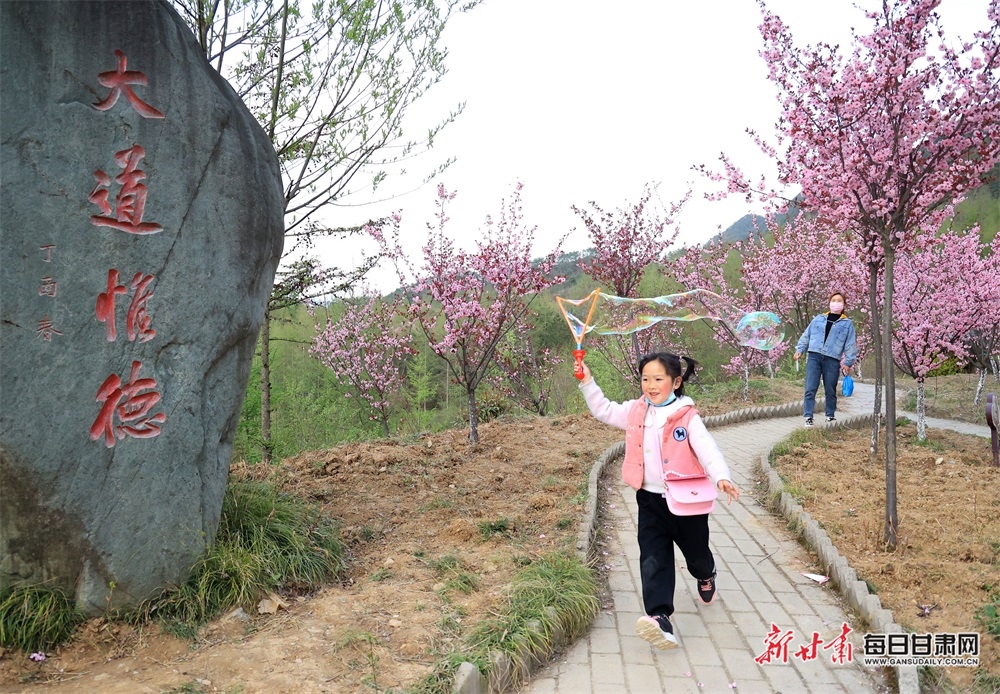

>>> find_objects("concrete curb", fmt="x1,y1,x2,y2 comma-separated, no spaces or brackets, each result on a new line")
755,413,919,694
452,399,820,693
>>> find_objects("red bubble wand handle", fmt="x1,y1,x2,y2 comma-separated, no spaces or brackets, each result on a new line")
556,289,601,381
573,348,587,380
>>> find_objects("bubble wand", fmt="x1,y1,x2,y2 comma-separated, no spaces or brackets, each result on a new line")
555,288,601,380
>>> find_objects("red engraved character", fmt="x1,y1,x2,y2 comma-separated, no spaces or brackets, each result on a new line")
90,145,163,235
89,360,166,447
36,316,63,341
38,277,57,297
93,49,164,119
40,244,55,262
126,272,156,343
754,623,796,665
96,269,127,342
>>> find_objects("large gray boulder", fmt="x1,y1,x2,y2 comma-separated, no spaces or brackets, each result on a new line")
0,0,284,614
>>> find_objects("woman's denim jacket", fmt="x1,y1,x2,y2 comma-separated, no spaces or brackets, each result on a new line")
795,313,857,366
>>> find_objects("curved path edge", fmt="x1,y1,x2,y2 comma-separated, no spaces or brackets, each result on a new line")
755,413,918,694
452,398,828,694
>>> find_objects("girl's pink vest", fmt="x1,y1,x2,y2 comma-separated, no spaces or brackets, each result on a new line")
621,400,705,490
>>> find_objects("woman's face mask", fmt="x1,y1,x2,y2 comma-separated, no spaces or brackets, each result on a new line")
830,300,844,314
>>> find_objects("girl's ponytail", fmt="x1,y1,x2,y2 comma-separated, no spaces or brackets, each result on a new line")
678,356,698,395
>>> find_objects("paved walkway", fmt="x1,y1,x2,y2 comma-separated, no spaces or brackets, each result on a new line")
521,383,993,694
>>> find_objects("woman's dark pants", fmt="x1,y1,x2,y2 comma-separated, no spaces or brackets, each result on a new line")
636,488,716,617
803,351,840,418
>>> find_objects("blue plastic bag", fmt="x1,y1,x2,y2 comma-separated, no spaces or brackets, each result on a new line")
841,374,854,397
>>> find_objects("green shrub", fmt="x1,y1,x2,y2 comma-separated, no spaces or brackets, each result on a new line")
0,584,84,652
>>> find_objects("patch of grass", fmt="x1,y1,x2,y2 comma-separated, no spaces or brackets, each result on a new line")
478,518,513,539
974,587,1000,640
410,552,598,694
371,568,393,582
555,517,574,530
420,554,479,594
541,475,559,489
570,480,588,506
909,436,946,453
973,667,1000,693
140,478,345,628
0,583,84,652
422,497,455,512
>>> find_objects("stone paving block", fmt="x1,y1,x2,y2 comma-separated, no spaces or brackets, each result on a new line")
620,635,656,665
724,678,774,694
702,604,738,624
836,665,883,692
793,655,845,690
724,560,753,579
658,676,703,693
755,569,798,595
705,621,745,650
591,610,617,630
739,580,776,603
721,590,758,613
562,637,589,664
622,663,663,693
680,635,722,666
613,591,643,614
591,652,626,685
590,626,624,654
753,602,794,632
719,646,766,681
692,664,739,692
735,538,767,557
759,662,808,693
554,663,592,693
608,570,634,592
671,612,709,639
778,588,822,616
523,676,556,693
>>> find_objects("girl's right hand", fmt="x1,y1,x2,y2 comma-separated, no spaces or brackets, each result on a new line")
579,362,592,384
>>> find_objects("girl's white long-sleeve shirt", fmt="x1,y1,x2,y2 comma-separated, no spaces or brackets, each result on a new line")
580,379,732,495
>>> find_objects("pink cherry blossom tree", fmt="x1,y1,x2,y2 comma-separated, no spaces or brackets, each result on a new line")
964,233,1000,404
672,238,786,399
487,320,562,416
385,183,563,443
573,184,690,385
310,292,415,437
710,0,1000,548
890,230,983,440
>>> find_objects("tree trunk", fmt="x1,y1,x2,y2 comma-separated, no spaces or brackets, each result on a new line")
976,368,987,406
916,377,926,442
742,362,750,401
868,261,883,461
261,308,273,465
882,247,898,551
631,333,642,386
467,388,480,444
380,411,391,438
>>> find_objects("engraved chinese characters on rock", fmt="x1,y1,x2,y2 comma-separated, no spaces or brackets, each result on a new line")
93,49,164,119
95,269,156,343
35,244,62,340
89,50,165,447
89,144,163,235
89,361,166,448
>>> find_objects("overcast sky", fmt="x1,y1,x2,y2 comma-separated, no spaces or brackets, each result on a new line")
314,0,994,293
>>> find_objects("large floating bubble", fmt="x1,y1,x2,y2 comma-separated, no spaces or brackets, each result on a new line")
556,288,785,351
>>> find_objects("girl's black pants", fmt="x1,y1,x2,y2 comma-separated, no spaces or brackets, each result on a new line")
636,487,716,617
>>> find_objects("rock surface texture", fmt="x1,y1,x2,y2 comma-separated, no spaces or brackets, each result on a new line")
0,0,284,614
